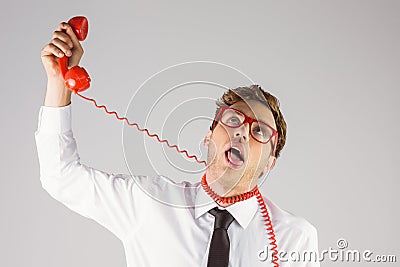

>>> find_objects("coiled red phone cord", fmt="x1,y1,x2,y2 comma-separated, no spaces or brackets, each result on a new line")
75,91,280,266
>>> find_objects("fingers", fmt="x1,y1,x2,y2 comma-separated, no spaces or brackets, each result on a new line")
41,43,66,58
56,22,82,50
43,21,84,58
41,21,86,65
52,31,73,49
41,31,72,58
52,38,72,56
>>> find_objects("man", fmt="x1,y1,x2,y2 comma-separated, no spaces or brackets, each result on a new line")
36,21,320,266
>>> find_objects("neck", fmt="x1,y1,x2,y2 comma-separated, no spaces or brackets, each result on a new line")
205,168,257,194
201,172,258,207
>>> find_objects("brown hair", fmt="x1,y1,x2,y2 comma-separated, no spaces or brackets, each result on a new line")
210,85,287,158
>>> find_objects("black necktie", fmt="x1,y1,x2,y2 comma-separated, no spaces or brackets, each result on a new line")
207,207,235,267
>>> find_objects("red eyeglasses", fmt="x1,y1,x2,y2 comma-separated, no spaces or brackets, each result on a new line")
212,106,279,156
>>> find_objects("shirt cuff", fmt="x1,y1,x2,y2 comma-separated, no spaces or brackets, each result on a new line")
36,103,72,133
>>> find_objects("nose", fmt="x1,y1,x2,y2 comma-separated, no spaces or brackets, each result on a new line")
233,123,249,142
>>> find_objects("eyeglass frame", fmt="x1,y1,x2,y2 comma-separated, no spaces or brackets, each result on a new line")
211,106,279,156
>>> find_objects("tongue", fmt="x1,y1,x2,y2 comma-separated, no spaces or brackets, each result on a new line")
227,150,243,166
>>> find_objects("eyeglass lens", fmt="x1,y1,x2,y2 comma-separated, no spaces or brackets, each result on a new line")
220,109,274,143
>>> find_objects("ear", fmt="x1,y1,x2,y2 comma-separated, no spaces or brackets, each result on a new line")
203,130,212,147
263,156,277,173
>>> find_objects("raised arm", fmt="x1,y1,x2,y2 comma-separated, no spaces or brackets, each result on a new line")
36,21,144,242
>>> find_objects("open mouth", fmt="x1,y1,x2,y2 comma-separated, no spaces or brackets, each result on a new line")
225,142,245,168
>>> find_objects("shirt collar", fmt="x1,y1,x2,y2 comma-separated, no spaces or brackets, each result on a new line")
194,184,259,229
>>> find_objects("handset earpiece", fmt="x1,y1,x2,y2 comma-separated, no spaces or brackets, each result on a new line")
58,16,91,93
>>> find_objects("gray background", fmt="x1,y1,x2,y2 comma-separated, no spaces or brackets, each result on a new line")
1,0,399,266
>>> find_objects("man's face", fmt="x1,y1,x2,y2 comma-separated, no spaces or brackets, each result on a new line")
204,99,277,194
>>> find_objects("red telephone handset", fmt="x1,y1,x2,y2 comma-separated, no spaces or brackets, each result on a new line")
58,16,91,93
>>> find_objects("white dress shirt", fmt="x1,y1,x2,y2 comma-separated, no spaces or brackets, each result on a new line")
34,103,320,267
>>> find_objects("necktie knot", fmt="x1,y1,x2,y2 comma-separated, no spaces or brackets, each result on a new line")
208,207,235,230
